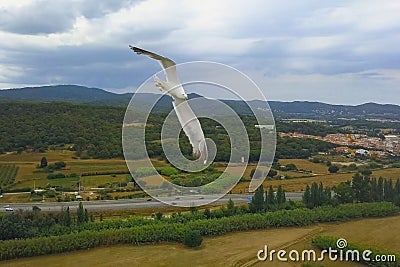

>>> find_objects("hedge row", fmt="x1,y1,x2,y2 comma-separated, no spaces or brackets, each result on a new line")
0,202,398,261
81,171,130,177
312,236,400,267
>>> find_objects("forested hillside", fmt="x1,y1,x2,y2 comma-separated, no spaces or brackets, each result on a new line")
2,85,400,119
0,102,123,158
0,101,337,160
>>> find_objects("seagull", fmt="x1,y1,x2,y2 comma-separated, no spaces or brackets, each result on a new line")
129,46,208,164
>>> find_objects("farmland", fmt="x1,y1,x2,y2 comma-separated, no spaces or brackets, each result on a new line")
2,215,398,267
0,164,18,187
0,151,167,190
1,151,400,200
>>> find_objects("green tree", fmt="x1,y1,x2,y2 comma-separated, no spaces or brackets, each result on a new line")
360,168,372,176
183,229,203,248
303,185,312,208
59,206,71,227
285,163,297,171
250,186,265,213
276,185,286,205
370,177,378,202
323,188,332,205
155,211,163,220
226,198,236,216
203,208,211,219
310,182,319,207
266,185,276,209
377,177,384,202
84,209,89,223
333,182,354,204
189,206,197,214
352,173,371,202
394,179,400,206
384,179,394,202
267,169,278,178
328,165,339,173
40,157,48,168
77,202,85,224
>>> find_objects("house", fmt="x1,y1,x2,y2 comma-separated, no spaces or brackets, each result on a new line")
355,149,369,156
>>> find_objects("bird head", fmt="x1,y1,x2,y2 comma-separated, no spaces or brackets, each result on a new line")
182,93,188,100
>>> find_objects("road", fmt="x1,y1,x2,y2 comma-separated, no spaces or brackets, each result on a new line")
1,192,303,212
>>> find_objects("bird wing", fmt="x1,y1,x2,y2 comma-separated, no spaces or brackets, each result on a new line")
129,46,179,84
173,98,208,164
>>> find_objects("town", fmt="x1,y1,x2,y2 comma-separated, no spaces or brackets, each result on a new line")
279,132,400,158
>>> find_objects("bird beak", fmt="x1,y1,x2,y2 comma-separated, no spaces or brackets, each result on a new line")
184,95,189,100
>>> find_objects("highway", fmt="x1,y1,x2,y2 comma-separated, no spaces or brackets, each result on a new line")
1,192,303,212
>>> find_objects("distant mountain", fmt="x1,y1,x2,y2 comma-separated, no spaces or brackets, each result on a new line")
1,85,399,119
265,101,400,119
0,85,130,103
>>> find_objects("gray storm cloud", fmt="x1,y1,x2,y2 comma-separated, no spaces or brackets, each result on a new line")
0,0,399,104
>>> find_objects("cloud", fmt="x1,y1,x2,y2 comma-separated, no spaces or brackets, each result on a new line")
0,1,76,34
0,0,399,104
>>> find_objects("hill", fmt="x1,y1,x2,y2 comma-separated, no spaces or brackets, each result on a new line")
1,85,400,119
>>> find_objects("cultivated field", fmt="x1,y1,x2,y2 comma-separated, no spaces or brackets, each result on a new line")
0,164,18,186
2,151,400,199
0,151,167,190
232,172,355,193
2,215,398,267
279,159,329,174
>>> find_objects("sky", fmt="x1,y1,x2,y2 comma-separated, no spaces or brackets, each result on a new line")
0,0,399,105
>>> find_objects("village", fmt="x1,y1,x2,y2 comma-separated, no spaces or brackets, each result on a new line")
279,132,400,158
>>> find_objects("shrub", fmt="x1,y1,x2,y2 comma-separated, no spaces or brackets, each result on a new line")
0,202,396,261
328,165,339,173
183,229,203,248
156,167,180,176
312,236,400,267
47,173,66,179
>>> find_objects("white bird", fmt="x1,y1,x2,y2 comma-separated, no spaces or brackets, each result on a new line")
130,46,208,164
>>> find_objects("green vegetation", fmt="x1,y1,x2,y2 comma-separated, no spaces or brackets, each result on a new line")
328,165,339,173
0,102,339,162
0,102,124,158
40,157,47,168
0,164,19,187
249,185,289,213
0,202,396,261
183,229,203,248
333,173,400,205
276,121,337,137
170,165,225,187
312,236,399,267
275,136,337,159
303,182,332,208
44,161,66,172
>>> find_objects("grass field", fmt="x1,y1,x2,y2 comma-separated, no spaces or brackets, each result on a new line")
0,150,169,191
232,172,355,193
0,164,19,186
279,159,329,174
2,150,400,198
372,168,400,180
2,215,398,267
0,150,75,163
